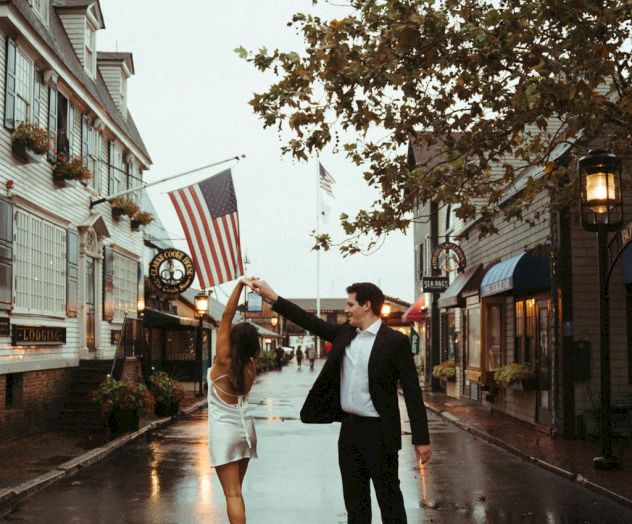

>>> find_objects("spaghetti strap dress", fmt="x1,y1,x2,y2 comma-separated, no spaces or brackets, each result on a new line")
207,367,257,467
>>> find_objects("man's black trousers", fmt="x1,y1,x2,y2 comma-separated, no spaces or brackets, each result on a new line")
338,413,407,523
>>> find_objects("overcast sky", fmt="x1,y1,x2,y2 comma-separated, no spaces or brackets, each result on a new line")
98,0,415,303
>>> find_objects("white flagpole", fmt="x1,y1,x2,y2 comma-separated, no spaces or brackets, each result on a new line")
316,158,321,356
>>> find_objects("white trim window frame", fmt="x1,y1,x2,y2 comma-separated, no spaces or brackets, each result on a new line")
112,145,123,196
84,19,97,77
112,252,137,321
67,103,76,155
15,49,33,125
30,0,49,24
14,209,66,316
88,126,100,190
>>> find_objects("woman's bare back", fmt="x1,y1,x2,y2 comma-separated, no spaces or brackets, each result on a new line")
210,357,256,405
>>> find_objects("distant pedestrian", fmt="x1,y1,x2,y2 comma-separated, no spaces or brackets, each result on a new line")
307,346,317,371
275,346,284,370
296,347,304,369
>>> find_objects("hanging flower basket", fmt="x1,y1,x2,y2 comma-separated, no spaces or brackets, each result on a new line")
11,122,50,163
130,211,154,231
52,154,92,188
52,171,67,188
110,197,140,221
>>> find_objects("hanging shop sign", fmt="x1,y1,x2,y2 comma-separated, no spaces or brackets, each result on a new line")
607,221,632,286
422,276,450,292
431,242,466,273
410,327,420,355
12,325,66,346
149,249,196,295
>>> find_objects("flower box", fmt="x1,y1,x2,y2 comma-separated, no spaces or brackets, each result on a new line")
108,408,140,435
509,378,537,392
12,141,45,164
52,154,91,188
52,171,67,188
130,219,141,231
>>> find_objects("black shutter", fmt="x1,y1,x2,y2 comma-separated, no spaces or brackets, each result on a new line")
81,114,89,162
4,39,16,129
419,243,424,279
33,68,41,126
0,198,13,311
66,229,78,317
103,245,114,321
47,85,58,162
108,141,115,195
56,94,68,157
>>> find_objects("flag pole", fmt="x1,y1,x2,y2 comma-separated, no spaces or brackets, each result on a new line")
316,158,321,357
89,154,245,208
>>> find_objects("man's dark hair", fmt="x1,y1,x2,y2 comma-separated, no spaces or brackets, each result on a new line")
346,282,384,317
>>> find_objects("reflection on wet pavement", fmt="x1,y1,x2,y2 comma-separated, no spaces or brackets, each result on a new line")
3,360,632,523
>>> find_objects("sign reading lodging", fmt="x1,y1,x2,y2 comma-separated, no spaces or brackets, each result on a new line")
149,249,196,295
12,325,66,346
422,276,450,292
431,242,466,273
410,327,420,355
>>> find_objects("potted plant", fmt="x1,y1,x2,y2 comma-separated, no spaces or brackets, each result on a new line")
130,210,154,231
11,122,50,163
52,153,92,187
91,376,155,435
110,196,140,220
147,371,184,417
432,359,456,381
493,363,535,391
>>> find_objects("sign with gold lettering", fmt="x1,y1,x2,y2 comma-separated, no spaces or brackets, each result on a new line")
149,249,196,295
607,221,632,286
12,325,66,346
431,242,466,273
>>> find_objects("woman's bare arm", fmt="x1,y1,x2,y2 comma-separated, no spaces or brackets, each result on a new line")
215,279,250,364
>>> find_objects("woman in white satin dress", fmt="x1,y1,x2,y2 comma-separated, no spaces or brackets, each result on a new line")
208,277,259,524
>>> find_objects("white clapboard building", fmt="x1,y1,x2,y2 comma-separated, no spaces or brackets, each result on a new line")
0,1,151,441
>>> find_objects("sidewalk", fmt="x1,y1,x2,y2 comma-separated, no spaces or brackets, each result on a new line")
422,391,632,508
0,392,207,513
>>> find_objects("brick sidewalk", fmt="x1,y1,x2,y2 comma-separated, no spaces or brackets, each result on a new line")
423,391,632,506
0,391,204,489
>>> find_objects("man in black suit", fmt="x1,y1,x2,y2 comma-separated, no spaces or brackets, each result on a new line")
252,280,431,523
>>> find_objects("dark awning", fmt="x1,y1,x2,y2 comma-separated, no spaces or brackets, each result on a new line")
402,293,427,323
480,251,550,298
624,243,632,284
143,308,214,330
438,264,484,308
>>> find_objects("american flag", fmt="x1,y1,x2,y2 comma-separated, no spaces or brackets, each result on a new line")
319,162,335,198
168,169,243,288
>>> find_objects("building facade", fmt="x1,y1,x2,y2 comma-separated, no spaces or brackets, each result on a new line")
410,137,632,438
0,1,151,442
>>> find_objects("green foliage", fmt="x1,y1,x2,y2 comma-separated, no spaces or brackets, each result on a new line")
493,363,534,388
53,154,92,181
432,359,456,379
247,0,632,253
147,371,184,404
12,122,50,155
91,376,154,418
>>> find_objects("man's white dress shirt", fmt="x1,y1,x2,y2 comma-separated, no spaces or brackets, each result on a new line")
340,319,381,417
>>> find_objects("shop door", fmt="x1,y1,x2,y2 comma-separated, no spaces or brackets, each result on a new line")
536,300,552,426
86,257,96,350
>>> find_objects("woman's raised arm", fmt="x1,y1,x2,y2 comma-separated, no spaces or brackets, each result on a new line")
215,278,250,364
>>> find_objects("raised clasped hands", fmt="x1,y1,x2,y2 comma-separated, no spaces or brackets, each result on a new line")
250,278,278,303
239,276,257,289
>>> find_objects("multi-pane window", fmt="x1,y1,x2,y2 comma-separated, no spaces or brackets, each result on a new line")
515,298,535,364
113,253,137,320
15,209,66,315
486,304,503,370
88,126,100,189
31,0,48,22
67,104,76,155
15,50,33,124
112,146,123,195
466,305,481,369
84,23,96,75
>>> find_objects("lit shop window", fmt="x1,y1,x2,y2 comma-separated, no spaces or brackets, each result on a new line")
113,252,137,320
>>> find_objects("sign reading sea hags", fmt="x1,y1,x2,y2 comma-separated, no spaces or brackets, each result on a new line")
431,242,466,273
607,221,632,287
422,276,450,292
149,249,196,295
12,325,66,346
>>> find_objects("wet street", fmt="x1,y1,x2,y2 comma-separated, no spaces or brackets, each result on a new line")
4,359,632,523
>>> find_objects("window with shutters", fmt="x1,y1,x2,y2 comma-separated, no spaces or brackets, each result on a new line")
88,126,100,188
113,252,137,320
67,103,76,155
15,50,33,125
14,209,66,315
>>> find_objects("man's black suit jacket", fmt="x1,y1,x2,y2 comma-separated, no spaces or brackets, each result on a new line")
273,296,430,450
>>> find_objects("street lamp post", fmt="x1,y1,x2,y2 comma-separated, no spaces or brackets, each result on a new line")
194,292,210,397
578,149,623,471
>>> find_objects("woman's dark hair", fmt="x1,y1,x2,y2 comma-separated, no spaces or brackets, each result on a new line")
346,282,384,317
229,322,260,393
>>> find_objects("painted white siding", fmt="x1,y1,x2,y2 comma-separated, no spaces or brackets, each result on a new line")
57,12,85,67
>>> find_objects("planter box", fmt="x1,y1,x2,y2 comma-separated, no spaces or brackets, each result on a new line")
130,219,141,231
155,401,179,417
12,141,45,164
509,378,536,391
108,408,139,436
52,172,67,189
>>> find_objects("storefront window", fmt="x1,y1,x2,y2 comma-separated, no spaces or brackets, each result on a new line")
486,304,502,370
467,306,481,368
515,298,535,364
443,312,457,362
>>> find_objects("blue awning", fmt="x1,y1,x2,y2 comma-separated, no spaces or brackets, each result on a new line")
480,251,550,298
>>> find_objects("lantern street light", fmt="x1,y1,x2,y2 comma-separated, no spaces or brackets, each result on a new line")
194,292,210,396
137,296,145,319
578,149,623,471
270,316,278,330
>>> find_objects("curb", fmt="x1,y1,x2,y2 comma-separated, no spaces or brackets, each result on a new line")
0,398,208,515
423,402,632,510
